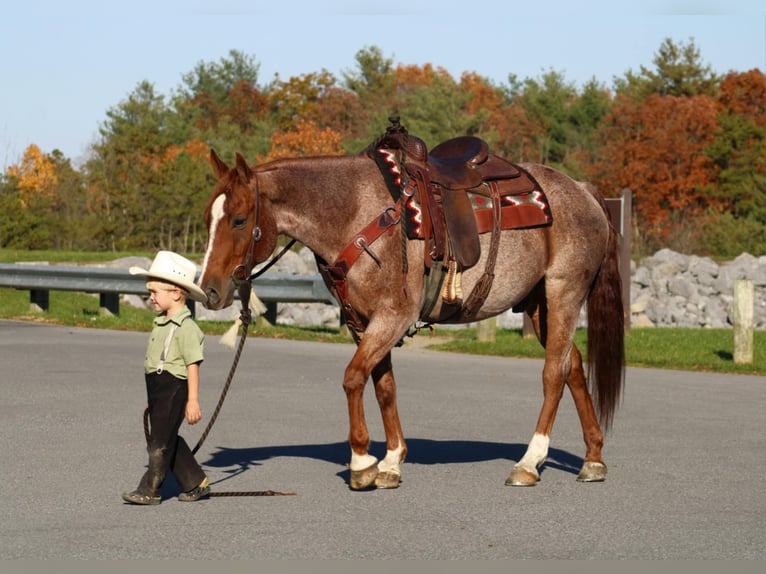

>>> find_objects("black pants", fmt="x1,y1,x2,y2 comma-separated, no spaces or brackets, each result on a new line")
135,371,205,497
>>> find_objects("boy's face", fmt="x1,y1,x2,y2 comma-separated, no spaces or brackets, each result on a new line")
147,286,182,312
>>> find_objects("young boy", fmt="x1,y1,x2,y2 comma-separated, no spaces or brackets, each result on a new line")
122,251,211,505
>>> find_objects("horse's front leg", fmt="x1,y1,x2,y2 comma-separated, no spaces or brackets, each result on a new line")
371,353,407,489
343,351,379,490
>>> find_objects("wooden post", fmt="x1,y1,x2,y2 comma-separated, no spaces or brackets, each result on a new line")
476,317,496,343
605,188,632,332
733,279,754,364
522,313,535,339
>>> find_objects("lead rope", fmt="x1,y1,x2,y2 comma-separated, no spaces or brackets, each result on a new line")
142,242,298,497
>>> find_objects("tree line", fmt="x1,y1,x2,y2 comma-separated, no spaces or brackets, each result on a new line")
1,39,764,257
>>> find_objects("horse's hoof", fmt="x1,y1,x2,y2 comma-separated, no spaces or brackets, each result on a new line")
577,461,607,482
349,463,379,490
505,466,539,486
374,470,401,489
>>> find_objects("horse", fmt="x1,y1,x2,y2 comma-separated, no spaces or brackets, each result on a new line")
198,124,625,490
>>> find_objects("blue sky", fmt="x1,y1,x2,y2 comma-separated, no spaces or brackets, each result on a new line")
1,0,764,168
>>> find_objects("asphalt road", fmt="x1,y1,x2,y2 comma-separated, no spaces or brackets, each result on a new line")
1,319,764,559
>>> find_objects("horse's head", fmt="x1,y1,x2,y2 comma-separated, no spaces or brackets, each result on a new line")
199,150,278,309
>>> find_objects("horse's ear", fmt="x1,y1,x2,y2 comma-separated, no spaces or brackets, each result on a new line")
235,153,253,182
210,149,230,179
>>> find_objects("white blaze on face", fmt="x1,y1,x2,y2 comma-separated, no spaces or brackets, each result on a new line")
200,194,226,278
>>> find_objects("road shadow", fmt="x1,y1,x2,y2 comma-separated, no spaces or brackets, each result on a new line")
200,438,583,488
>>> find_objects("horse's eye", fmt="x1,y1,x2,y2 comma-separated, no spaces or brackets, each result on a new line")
232,216,247,229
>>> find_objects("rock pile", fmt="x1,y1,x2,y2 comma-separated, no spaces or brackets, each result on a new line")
628,248,766,329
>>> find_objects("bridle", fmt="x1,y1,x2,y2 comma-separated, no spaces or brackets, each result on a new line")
229,171,297,296
230,172,263,288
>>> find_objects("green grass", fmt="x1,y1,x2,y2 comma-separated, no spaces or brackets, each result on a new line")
0,249,155,264
429,326,766,376
0,287,353,343
1,286,763,375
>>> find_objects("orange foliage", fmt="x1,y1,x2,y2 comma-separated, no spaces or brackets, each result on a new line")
163,139,210,164
459,72,505,116
6,144,58,208
490,98,548,163
717,69,766,126
393,63,453,88
587,94,720,239
227,79,268,130
266,120,345,160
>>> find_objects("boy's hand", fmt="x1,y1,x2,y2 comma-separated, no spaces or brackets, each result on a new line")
185,400,202,425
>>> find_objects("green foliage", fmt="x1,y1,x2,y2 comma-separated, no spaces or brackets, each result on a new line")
688,211,766,258
615,37,720,99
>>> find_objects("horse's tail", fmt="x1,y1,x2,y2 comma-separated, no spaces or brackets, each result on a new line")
586,205,626,432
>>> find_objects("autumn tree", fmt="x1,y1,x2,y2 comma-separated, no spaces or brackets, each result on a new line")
176,50,263,131
0,145,86,249
266,70,367,151
587,93,720,253
266,120,344,160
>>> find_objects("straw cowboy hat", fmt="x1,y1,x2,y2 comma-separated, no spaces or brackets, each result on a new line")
129,251,207,302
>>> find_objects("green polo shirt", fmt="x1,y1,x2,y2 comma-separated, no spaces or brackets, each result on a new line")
144,307,204,379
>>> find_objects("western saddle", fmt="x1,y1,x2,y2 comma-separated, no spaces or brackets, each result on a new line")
368,117,552,322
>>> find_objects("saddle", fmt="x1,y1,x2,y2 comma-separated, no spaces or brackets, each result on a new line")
369,117,552,321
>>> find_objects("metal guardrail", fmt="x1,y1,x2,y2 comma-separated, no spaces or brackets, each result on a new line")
0,263,336,317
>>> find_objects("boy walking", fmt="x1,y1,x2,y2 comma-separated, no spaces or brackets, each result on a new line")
122,251,211,505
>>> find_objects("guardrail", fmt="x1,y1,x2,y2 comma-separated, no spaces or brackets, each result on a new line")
0,263,336,321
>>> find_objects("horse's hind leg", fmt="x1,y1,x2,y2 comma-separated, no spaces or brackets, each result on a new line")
506,281,600,486
564,344,608,482
506,286,555,486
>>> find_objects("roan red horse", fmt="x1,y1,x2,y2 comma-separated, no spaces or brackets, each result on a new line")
198,118,625,489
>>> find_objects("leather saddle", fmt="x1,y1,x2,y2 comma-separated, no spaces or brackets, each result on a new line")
371,117,550,271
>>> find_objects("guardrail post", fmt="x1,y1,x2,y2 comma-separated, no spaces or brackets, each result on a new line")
100,293,120,316
30,289,49,313
264,302,277,325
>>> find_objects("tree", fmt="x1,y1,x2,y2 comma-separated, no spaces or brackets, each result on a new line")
177,49,262,131
342,46,397,144
614,37,720,99
269,70,341,130
699,70,766,255
389,64,479,145
86,81,181,250
0,145,86,249
266,120,344,160
492,71,611,176
587,93,720,252
5,144,57,209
